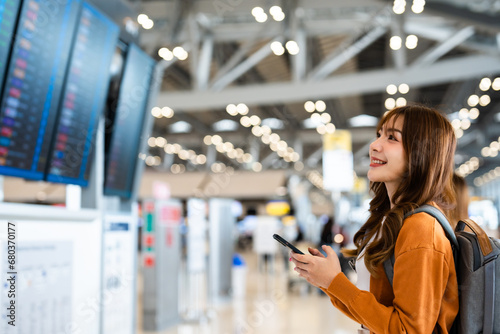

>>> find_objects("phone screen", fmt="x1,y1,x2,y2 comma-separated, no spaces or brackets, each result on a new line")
273,234,304,254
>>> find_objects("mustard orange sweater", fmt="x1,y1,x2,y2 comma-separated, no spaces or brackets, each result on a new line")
321,212,459,333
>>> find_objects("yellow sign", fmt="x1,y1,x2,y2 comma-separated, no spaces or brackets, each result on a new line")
323,130,352,151
265,201,290,216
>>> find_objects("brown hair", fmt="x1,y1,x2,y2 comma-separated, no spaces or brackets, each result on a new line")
342,105,457,276
450,173,469,228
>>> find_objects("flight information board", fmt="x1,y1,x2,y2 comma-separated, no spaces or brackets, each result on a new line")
0,0,81,180
46,2,119,186
0,0,21,88
104,44,155,198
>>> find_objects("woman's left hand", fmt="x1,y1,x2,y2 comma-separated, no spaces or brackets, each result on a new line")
290,245,342,289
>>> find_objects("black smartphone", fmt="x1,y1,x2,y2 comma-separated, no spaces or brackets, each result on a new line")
273,234,304,254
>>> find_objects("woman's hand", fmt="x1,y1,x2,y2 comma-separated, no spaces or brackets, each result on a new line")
290,245,342,289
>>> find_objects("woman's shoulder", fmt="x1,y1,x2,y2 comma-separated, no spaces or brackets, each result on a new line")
395,211,450,255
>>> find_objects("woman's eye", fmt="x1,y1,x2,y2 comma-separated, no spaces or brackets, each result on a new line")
388,134,397,141
376,132,381,138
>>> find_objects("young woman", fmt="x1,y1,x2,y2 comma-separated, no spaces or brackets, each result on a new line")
290,105,459,333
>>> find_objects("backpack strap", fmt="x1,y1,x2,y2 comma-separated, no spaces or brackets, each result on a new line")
384,204,458,286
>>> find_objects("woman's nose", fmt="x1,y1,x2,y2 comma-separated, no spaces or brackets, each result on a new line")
370,137,382,152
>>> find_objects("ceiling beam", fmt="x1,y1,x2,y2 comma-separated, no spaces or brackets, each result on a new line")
308,25,388,81
210,37,281,91
157,54,500,110
412,26,475,67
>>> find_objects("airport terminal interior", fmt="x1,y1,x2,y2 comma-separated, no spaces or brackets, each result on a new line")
0,0,500,333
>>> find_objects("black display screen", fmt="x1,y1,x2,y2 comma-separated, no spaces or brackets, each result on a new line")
0,0,81,180
0,0,21,88
104,43,155,198
46,1,119,186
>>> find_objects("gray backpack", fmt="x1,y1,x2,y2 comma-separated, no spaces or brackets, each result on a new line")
384,205,500,334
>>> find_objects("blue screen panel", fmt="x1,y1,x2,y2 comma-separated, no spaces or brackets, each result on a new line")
46,1,119,186
104,44,155,198
0,0,81,180
0,0,22,88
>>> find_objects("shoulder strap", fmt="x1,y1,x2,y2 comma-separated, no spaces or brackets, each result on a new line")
384,204,458,286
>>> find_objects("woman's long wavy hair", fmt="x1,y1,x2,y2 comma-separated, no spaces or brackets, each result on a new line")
342,105,457,276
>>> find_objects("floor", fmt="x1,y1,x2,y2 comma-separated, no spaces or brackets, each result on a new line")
136,250,360,334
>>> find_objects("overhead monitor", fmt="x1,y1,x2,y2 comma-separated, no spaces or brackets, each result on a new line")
104,43,155,198
0,0,22,90
0,0,81,180
46,1,119,186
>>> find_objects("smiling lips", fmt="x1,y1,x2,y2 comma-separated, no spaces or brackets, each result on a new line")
370,158,387,167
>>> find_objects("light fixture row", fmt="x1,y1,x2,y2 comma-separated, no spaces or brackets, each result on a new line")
393,0,425,14
151,106,174,118
455,157,480,178
252,6,285,23
137,14,154,29
226,103,301,164
474,166,500,187
158,46,188,61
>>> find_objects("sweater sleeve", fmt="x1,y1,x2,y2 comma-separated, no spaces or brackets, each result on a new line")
324,247,450,333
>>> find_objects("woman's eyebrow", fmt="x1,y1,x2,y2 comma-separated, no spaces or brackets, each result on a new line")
386,127,402,134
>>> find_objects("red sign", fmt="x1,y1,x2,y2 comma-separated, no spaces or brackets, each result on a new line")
144,254,155,267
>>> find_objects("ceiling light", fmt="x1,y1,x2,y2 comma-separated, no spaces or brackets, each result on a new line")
467,94,479,107
451,119,461,129
285,40,300,55
320,113,331,123
161,106,174,118
255,13,268,23
252,162,262,172
455,128,463,139
386,84,397,95
479,77,491,91
252,126,263,136
479,95,491,107
405,35,418,49
226,103,238,116
236,103,249,115
310,112,322,124
249,115,261,126
203,135,212,145
142,19,154,30
385,98,396,110
269,6,282,16
304,101,315,112
398,83,410,94
272,12,285,21
389,36,402,50
260,125,273,134
269,133,280,143
147,137,156,147
396,97,407,107
137,14,149,25
155,137,166,147
151,107,161,118
458,108,469,119
411,5,424,14
460,119,471,130
211,134,222,145
158,47,173,61
469,108,480,119
240,116,251,127
315,100,326,112
316,124,327,135
251,7,264,16
326,123,336,134
492,78,500,91
270,41,285,56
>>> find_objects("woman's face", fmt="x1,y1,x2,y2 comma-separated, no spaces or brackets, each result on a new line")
367,116,406,192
